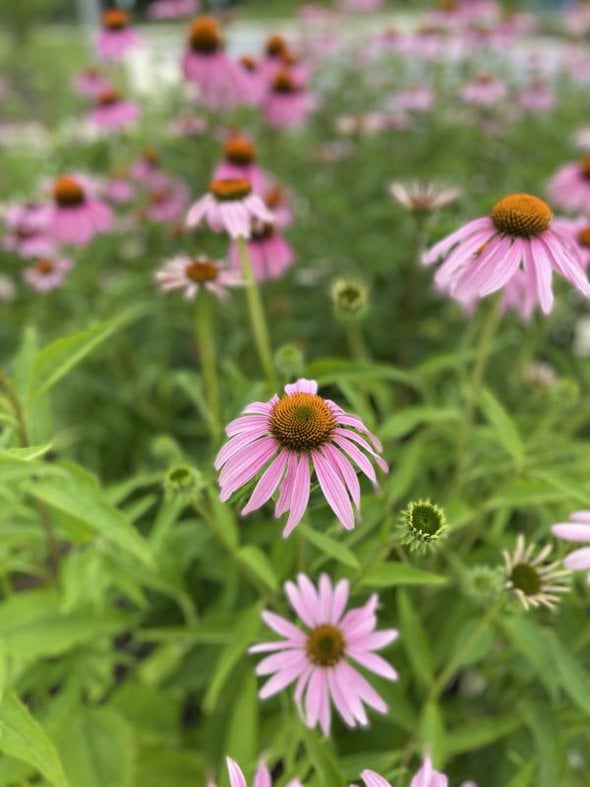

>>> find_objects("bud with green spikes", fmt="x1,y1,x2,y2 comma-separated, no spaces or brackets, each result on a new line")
164,464,204,503
397,499,447,553
274,343,304,382
460,565,506,608
330,277,369,324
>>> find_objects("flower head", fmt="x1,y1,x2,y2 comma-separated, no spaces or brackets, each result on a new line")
503,534,570,610
23,256,73,292
212,758,302,787
155,254,240,300
551,510,590,582
388,181,460,214
96,9,139,60
215,378,388,536
186,179,273,239
547,155,590,214
250,573,398,735
330,277,369,324
424,192,590,314
398,500,447,552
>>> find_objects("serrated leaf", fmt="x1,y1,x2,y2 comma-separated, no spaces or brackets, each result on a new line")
478,387,524,470
361,562,447,588
0,690,68,787
301,525,360,569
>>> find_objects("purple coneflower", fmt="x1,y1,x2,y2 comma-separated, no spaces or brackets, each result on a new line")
186,178,272,239
2,202,55,259
89,88,139,131
213,136,268,194
23,256,73,292
263,68,314,128
547,155,590,214
215,378,387,536
155,255,240,300
249,573,398,735
229,220,294,281
73,66,109,98
388,181,460,214
49,175,113,247
210,758,302,787
95,10,140,61
551,510,590,582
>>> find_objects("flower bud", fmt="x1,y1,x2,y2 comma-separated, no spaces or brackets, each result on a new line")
397,499,447,552
460,565,505,608
164,463,204,503
330,277,369,324
274,343,304,381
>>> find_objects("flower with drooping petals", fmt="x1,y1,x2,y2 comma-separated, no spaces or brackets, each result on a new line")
210,758,302,787
263,68,314,128
388,181,460,214
353,756,450,787
229,220,294,281
423,193,590,314
250,573,398,735
186,179,273,239
155,254,240,300
551,510,590,583
215,379,387,536
145,179,190,224
95,10,140,61
23,256,73,292
2,202,55,259
48,175,113,247
503,534,570,611
238,55,266,105
213,136,268,194
547,155,590,214
89,88,139,131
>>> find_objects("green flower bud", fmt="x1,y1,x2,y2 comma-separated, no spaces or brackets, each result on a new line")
397,499,447,553
330,277,369,324
164,464,204,503
274,343,304,381
460,565,505,608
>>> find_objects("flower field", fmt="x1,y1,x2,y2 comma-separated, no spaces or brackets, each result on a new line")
1,1,590,785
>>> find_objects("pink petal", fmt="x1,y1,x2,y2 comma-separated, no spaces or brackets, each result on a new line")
226,758,247,787
571,510,590,524
322,444,361,511
551,523,590,542
360,771,393,787
256,649,309,676
563,546,590,570
242,451,288,515
215,429,268,470
254,763,272,787
285,576,318,628
524,238,553,314
259,610,307,642
275,451,298,517
283,454,311,537
423,216,492,265
312,449,355,530
259,658,308,699
347,649,398,681
285,379,318,395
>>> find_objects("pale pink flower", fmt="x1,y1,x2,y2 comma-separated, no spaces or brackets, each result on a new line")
147,0,199,20
95,10,140,61
106,169,136,204
388,181,460,213
23,256,73,292
131,148,169,189
389,87,433,114
459,74,507,107
213,136,268,194
48,175,113,247
423,193,590,314
212,758,302,787
89,89,139,131
517,83,555,114
181,17,248,110
2,202,55,258
155,254,240,300
263,69,314,128
145,178,190,223
229,220,294,281
551,510,590,582
73,66,109,98
250,573,398,735
186,179,273,239
503,534,570,611
547,156,590,214
215,378,387,536
354,757,450,787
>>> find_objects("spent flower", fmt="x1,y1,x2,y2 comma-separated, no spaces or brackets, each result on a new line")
503,534,570,611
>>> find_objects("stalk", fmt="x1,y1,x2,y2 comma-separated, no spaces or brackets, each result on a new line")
195,289,220,441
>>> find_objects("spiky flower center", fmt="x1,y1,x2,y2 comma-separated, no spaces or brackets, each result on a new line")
209,178,252,202
185,259,219,282
53,176,85,207
97,88,120,106
189,17,222,54
510,563,541,596
150,188,171,205
266,34,287,58
578,226,590,248
272,69,299,94
224,137,256,165
240,55,258,72
269,392,336,451
580,154,590,179
34,259,54,275
103,9,129,30
306,624,345,666
491,193,552,238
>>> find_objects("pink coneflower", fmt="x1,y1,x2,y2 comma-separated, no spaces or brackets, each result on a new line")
261,34,290,79
213,136,268,194
388,181,461,214
517,82,555,114
229,220,294,281
551,510,590,582
131,147,168,189
354,756,449,787
503,534,570,611
215,378,387,535
106,167,135,204
89,88,139,131
552,216,590,268
23,256,73,292
48,175,113,246
211,758,303,787
237,55,266,105
459,74,507,107
145,178,190,223
547,155,590,214
95,10,140,61
2,202,55,258
249,573,398,735
168,113,208,137
181,16,247,110
73,66,109,98
389,86,433,114
263,69,314,128
263,183,293,229
186,179,273,239
147,0,199,20
155,254,240,300
423,193,590,314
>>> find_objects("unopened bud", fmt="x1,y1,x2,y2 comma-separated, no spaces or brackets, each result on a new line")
274,343,304,381
330,277,369,324
164,463,204,503
460,565,505,608
397,500,447,553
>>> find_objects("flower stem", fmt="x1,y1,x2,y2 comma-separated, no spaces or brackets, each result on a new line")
195,290,220,441
346,322,368,362
237,237,277,388
451,295,503,497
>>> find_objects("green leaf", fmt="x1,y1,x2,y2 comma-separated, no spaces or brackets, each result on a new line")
302,726,344,784
0,443,53,461
444,715,521,757
361,562,447,588
224,671,259,766
544,629,590,716
398,589,434,688
519,701,562,787
54,708,135,787
26,462,152,564
500,616,559,700
238,546,279,592
301,525,360,569
418,701,445,765
134,747,202,787
0,690,68,787
306,358,416,388
478,387,525,470
380,406,459,440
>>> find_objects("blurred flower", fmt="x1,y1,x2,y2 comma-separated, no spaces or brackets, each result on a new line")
517,82,555,114
389,86,433,113
263,183,293,229
547,155,590,214
213,135,268,194
398,500,447,553
503,534,570,611
186,179,272,239
229,220,294,280
460,565,505,608
48,175,113,246
237,55,266,105
181,16,247,110
274,343,305,380
73,66,109,98
264,68,314,128
95,10,140,61
459,74,507,107
249,573,398,735
330,277,369,323
215,378,387,535
89,89,139,131
210,758,303,787
168,113,208,137
106,168,135,205
523,361,556,388
0,275,16,302
388,181,460,214
23,256,73,292
2,202,55,258
424,193,590,314
145,179,190,223
155,254,240,300
551,510,590,582
147,0,199,21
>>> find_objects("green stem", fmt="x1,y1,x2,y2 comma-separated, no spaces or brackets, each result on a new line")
346,322,368,362
237,237,277,388
195,290,220,441
451,295,503,497
397,213,427,367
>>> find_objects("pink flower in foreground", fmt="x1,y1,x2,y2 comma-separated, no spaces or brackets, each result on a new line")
210,758,302,787
89,89,139,131
48,175,113,247
423,193,590,314
215,379,388,535
213,136,268,194
155,254,240,300
250,574,398,735
552,510,590,582
23,256,73,292
229,220,294,281
95,10,140,61
186,179,273,239
547,155,590,214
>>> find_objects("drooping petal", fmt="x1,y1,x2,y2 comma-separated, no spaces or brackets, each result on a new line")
242,451,288,515
226,758,248,787
312,448,355,530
